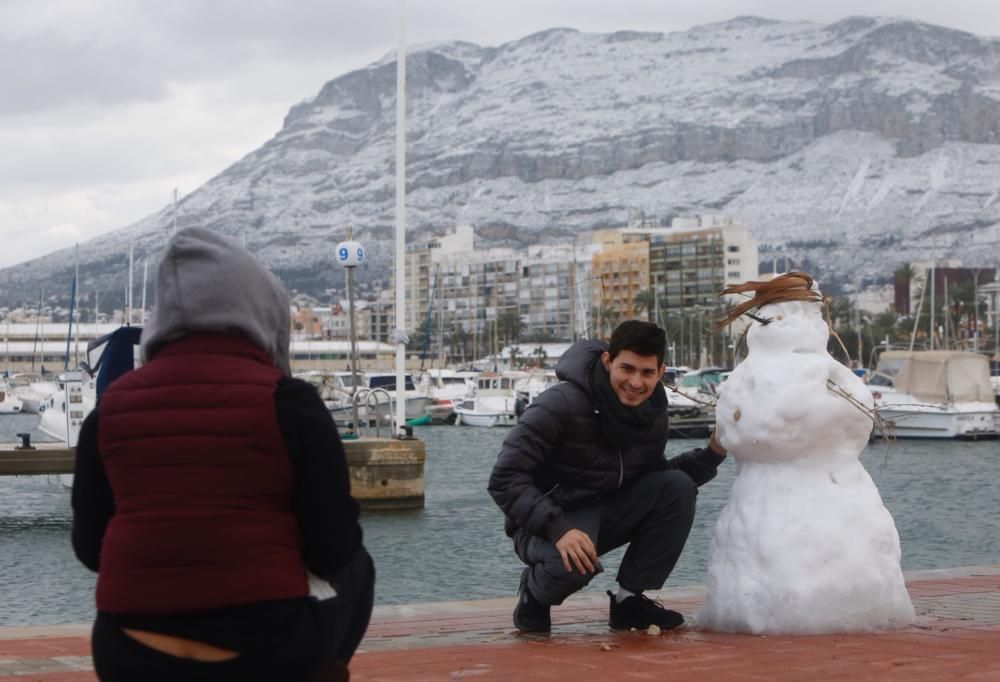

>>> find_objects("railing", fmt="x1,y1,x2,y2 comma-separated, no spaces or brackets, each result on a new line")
352,387,395,438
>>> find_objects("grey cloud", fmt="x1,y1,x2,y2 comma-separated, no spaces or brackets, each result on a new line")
0,31,168,114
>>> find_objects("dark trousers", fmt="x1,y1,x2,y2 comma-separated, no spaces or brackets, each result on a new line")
513,470,697,606
91,548,375,682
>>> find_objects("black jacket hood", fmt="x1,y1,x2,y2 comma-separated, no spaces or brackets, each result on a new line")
555,340,606,396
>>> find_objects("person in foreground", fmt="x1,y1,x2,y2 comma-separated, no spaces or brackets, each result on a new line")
71,226,373,681
488,320,727,633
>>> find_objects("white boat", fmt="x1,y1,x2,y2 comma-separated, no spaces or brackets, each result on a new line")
453,372,525,427
0,387,23,414
675,367,729,402
868,351,1000,439
37,370,96,446
514,370,559,405
295,370,362,426
418,369,477,423
8,374,60,414
664,385,703,418
365,372,431,422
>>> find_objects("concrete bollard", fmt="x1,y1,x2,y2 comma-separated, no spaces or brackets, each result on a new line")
1,439,426,511
343,437,426,510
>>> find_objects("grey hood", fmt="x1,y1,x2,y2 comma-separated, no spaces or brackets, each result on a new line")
140,227,292,375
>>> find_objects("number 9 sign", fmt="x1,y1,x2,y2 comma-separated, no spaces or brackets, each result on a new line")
335,240,365,268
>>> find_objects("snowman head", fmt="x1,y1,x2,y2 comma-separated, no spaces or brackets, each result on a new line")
718,272,829,354
746,299,829,353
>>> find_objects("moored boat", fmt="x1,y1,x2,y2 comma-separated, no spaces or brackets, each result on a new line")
868,351,1000,439
453,372,526,427
0,387,23,414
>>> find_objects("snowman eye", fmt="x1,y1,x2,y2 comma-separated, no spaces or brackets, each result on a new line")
746,312,772,325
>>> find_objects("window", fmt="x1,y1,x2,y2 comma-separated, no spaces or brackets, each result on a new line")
727,245,740,253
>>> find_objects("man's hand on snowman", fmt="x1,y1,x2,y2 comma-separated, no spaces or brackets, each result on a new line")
709,432,728,456
555,529,598,574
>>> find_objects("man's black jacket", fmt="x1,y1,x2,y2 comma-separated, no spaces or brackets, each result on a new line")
487,340,726,542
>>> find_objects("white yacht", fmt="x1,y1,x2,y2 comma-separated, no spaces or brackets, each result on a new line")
364,372,431,422
453,372,526,427
37,370,96,446
868,351,1000,439
419,369,477,423
295,370,363,426
0,386,23,414
8,374,60,414
514,370,559,405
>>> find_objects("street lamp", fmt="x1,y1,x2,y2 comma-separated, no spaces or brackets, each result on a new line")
336,230,365,434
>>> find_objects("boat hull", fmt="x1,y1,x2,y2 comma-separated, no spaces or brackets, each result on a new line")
453,409,517,427
875,406,1000,439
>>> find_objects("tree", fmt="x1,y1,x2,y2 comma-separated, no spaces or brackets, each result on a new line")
893,262,919,290
590,304,621,340
632,289,657,322
446,327,472,365
525,328,558,343
496,310,524,346
532,345,548,368
508,345,523,369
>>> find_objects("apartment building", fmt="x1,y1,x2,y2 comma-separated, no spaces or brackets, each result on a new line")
646,215,758,314
589,231,651,331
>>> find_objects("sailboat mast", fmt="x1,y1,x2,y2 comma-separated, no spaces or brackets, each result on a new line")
64,272,76,371
141,258,148,324
127,244,134,325
436,264,444,367
908,274,927,352
74,244,80,365
31,287,42,371
929,258,936,350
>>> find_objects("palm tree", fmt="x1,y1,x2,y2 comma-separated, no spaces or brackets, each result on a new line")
590,304,621,340
632,289,657,322
532,346,548,368
496,310,525,346
525,329,558,343
507,345,523,370
447,327,472,365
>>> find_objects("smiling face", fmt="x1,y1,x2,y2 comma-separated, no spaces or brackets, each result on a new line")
601,350,665,407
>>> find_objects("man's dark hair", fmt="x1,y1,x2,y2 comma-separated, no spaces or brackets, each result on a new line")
608,320,666,365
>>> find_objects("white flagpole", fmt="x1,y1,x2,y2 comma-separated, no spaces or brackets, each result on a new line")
394,0,408,436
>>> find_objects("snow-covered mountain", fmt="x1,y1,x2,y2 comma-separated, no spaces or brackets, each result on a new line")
5,15,1000,305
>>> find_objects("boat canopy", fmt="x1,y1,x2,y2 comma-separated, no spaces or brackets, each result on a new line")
875,351,994,403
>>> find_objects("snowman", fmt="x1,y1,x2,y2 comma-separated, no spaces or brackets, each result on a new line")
697,273,915,634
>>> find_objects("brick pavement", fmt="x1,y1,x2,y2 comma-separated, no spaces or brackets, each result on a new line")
2,565,999,681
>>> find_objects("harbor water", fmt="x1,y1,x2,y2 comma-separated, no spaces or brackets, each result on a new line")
1,412,998,627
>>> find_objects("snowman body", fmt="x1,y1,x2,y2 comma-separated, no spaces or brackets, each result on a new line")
697,299,915,634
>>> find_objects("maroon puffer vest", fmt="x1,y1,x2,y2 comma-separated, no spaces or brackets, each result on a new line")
95,333,308,614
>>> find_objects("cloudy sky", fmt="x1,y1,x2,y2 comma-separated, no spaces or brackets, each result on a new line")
2,0,999,268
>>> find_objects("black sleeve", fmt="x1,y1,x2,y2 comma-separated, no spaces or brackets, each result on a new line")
487,387,573,543
276,377,362,581
71,406,114,572
660,445,727,486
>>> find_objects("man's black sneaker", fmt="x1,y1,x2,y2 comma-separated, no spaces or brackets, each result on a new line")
513,571,551,633
607,590,684,631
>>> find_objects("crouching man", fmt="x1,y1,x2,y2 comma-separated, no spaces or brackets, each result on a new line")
488,320,727,633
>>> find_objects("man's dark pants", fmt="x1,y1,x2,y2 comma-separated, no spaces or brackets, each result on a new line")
513,470,697,605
